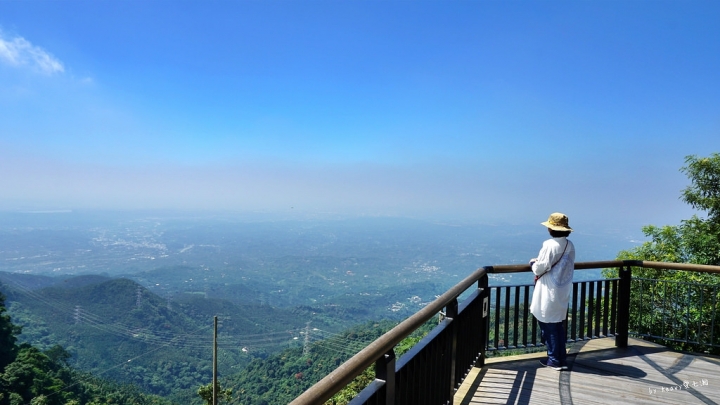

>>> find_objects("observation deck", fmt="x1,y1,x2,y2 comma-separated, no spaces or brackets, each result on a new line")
290,260,720,405
455,336,719,405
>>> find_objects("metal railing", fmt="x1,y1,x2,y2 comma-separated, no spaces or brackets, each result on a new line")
289,260,720,405
486,278,620,352
631,280,720,349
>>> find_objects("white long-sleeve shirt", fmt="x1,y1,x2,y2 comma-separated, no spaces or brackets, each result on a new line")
530,237,576,323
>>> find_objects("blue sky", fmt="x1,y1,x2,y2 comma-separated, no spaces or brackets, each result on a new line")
1,1,718,228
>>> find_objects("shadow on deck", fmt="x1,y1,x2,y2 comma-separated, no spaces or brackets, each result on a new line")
454,337,720,405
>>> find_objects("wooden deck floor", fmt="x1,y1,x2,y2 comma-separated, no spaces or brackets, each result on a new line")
454,337,720,405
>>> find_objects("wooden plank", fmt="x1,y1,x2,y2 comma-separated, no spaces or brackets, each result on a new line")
455,337,720,405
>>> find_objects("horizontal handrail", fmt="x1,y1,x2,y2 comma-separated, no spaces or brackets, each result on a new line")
487,260,720,273
640,260,720,273
290,260,720,405
487,260,629,273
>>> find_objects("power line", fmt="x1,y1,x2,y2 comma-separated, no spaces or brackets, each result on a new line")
1,278,347,351
29,321,215,405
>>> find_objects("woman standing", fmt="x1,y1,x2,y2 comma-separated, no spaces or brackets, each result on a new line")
530,212,575,371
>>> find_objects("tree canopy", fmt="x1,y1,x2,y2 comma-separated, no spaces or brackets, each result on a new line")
0,291,20,371
612,153,720,355
681,153,720,223
618,153,720,268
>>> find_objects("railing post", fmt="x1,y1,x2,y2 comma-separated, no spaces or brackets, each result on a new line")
616,265,632,348
375,349,396,405
447,298,459,399
477,273,489,368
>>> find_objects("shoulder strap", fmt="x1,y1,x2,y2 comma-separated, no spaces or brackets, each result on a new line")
537,240,569,280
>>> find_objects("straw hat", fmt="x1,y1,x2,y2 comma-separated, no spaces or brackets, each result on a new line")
541,212,573,232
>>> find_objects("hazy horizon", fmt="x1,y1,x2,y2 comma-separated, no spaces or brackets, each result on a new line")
1,1,716,228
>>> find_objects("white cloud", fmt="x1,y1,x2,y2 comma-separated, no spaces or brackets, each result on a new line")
0,31,64,74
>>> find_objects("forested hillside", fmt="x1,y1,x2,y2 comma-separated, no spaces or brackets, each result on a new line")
1,271,438,402
0,290,172,405
1,271,439,404
0,275,323,396
169,319,433,405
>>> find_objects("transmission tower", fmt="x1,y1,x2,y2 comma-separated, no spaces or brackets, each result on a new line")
74,305,81,325
136,287,143,308
303,322,311,357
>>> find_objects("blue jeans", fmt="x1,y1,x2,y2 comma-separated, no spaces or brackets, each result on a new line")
538,320,567,366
